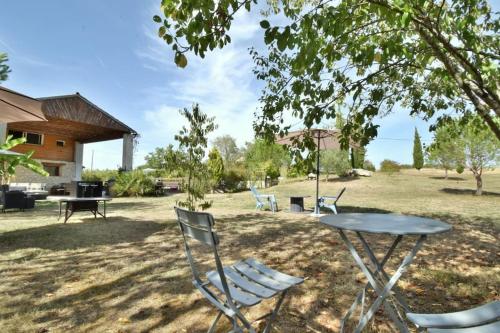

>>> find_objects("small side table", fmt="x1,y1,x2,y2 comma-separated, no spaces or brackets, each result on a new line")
287,195,311,212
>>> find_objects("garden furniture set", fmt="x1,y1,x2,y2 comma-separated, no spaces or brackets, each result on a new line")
251,185,346,214
176,192,499,332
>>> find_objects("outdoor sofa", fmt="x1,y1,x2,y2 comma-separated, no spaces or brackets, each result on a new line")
9,182,49,200
1,185,35,212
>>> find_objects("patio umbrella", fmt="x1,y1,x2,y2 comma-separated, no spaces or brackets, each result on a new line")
0,86,46,123
276,128,350,215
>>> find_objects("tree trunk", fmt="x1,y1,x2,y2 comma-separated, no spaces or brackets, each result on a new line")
475,174,483,196
445,168,448,179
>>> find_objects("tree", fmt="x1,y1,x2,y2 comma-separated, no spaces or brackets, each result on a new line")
461,117,499,195
144,144,187,176
351,146,366,169
413,128,424,170
207,147,224,191
427,125,464,179
0,53,10,82
0,135,48,185
155,0,500,145
175,104,217,210
212,135,239,165
320,149,351,179
244,139,290,180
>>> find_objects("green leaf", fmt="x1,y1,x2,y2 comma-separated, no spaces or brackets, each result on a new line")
153,15,162,23
175,53,188,68
260,20,270,29
158,26,167,38
401,12,411,27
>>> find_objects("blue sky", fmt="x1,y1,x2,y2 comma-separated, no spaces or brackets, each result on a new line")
1,0,439,169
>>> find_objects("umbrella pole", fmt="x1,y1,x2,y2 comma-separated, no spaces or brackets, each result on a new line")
315,130,320,214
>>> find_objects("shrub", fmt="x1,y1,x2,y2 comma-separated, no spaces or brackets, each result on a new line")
223,167,247,192
363,160,376,171
456,164,465,174
287,163,308,178
380,159,401,173
330,150,351,177
111,170,155,197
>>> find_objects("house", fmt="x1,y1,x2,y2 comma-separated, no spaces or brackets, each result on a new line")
0,92,137,187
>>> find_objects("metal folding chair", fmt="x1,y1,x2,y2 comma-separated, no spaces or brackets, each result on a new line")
318,187,346,214
250,186,278,213
175,207,303,333
407,301,500,333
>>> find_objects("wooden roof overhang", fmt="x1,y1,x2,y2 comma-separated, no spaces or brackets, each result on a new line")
7,93,137,143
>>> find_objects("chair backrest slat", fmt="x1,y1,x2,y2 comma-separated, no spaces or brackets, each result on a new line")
181,222,218,245
250,186,262,202
334,187,346,204
175,207,218,246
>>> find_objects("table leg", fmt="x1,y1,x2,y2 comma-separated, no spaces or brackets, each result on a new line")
340,235,403,331
339,230,427,333
64,202,70,224
357,232,410,312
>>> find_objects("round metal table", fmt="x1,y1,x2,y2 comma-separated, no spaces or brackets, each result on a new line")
320,213,451,332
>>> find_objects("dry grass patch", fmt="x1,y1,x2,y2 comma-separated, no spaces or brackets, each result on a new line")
0,169,498,332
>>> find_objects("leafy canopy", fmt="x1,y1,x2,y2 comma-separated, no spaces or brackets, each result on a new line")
155,0,500,145
144,144,187,177
427,123,464,175
212,135,240,165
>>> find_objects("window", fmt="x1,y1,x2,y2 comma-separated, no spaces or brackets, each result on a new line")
56,140,65,147
7,130,23,139
43,164,61,177
25,132,43,145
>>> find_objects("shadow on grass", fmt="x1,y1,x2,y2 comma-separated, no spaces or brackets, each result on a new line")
430,176,466,181
0,217,166,252
439,188,500,197
0,207,498,332
325,176,360,183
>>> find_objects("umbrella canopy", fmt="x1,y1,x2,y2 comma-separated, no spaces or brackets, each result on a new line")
276,128,355,215
0,86,46,123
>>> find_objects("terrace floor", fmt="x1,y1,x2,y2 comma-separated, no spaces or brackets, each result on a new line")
0,169,498,332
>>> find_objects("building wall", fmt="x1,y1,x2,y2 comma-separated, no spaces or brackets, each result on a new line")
6,125,75,162
12,159,76,188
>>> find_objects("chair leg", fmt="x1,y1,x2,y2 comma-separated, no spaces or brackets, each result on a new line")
263,290,288,333
207,310,223,333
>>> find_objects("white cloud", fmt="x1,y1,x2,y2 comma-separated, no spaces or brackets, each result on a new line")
137,8,263,159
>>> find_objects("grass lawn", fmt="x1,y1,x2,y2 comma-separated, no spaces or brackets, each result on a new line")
0,169,498,332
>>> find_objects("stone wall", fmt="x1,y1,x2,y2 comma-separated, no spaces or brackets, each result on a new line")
12,159,76,187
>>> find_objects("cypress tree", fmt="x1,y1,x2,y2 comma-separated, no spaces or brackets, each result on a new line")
413,128,424,170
